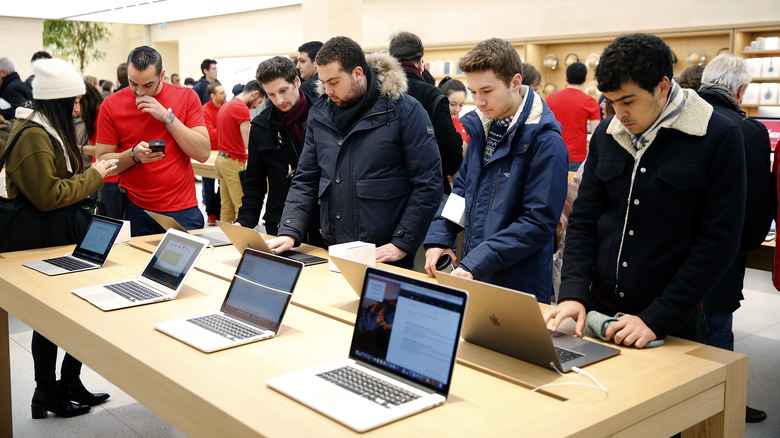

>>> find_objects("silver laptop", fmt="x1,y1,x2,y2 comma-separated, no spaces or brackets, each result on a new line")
329,255,378,296
216,220,327,266
267,268,468,432
434,272,620,372
145,210,230,247
154,248,303,352
23,215,124,276
72,229,209,311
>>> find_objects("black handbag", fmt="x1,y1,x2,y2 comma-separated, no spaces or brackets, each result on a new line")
0,124,96,253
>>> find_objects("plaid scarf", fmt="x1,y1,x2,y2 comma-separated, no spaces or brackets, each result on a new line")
629,81,685,151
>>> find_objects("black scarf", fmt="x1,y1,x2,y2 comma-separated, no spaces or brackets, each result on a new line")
331,66,380,134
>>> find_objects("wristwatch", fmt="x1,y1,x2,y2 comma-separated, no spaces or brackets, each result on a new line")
164,107,175,125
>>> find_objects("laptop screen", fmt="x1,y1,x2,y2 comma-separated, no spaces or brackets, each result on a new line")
141,232,205,290
72,215,124,264
222,249,304,331
350,268,467,396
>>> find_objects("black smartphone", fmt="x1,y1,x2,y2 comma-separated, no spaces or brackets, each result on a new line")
149,140,166,153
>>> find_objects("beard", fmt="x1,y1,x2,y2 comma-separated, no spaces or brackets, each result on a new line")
334,77,365,108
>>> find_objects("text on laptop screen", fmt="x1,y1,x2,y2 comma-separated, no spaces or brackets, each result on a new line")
73,218,122,263
141,233,203,289
350,271,465,393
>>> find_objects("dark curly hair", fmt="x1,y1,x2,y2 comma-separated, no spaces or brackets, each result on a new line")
256,56,299,85
315,36,368,74
595,33,674,94
566,62,587,85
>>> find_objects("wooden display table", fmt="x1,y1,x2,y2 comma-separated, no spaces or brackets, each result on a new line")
0,243,747,437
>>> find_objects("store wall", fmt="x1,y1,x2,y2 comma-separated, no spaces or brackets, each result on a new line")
2,0,780,85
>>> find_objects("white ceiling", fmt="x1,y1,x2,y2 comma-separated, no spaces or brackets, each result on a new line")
2,0,302,25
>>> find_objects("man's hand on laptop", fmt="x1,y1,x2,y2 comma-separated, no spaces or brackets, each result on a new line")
544,300,586,338
604,314,657,349
376,243,406,264
451,267,473,279
424,247,458,277
266,235,295,254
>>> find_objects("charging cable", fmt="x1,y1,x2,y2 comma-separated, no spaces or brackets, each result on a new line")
531,363,608,394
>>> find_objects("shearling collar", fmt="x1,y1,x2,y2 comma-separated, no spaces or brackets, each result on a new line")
606,88,713,157
315,51,407,100
475,85,541,138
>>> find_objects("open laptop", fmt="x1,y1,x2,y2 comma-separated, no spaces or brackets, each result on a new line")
145,210,230,247
267,268,468,432
154,248,303,352
23,215,124,276
329,255,379,296
435,272,619,372
216,220,327,266
72,229,209,311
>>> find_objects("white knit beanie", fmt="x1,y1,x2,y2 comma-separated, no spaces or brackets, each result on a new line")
32,58,86,100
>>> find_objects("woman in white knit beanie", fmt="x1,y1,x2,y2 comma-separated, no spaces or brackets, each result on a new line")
3,57,117,419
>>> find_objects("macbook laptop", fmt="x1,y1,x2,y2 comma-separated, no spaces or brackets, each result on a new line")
72,229,209,311
154,248,303,352
216,221,327,266
329,255,381,296
23,215,124,276
145,210,230,247
435,272,619,372
267,268,468,432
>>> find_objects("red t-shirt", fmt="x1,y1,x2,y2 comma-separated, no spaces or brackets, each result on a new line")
453,117,470,144
202,100,220,151
216,98,250,161
96,83,205,212
546,88,601,162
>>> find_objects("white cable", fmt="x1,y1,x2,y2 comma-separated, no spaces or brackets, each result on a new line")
531,362,608,393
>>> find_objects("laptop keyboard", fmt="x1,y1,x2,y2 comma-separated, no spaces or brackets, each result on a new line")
555,345,584,363
44,256,93,271
188,314,266,340
106,281,165,302
317,366,421,408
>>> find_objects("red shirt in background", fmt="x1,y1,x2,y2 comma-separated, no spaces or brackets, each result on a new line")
96,83,205,212
216,98,250,162
202,100,220,150
546,88,600,162
453,117,470,144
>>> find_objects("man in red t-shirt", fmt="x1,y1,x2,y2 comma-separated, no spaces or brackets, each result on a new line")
546,62,601,171
215,80,265,223
95,46,210,236
201,82,226,225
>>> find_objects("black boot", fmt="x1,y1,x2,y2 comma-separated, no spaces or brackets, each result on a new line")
60,380,110,406
31,387,91,419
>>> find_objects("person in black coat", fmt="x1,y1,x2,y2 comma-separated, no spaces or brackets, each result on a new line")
0,57,32,120
235,56,322,246
389,31,463,196
698,53,775,424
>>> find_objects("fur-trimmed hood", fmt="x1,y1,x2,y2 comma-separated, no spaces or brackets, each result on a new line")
315,51,407,100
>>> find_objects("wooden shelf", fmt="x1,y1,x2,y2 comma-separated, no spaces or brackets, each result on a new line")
750,77,780,83
742,50,780,56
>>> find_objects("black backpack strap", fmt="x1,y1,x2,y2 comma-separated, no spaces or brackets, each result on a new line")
0,124,45,170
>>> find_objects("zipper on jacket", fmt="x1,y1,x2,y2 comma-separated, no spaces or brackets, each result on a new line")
492,167,502,210
344,107,395,141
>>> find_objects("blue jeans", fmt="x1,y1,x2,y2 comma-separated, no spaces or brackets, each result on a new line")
125,197,204,237
201,177,220,216
705,313,734,351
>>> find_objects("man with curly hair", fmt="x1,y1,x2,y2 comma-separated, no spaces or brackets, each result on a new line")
546,33,747,349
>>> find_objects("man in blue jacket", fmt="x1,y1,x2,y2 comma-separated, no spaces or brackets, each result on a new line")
546,33,746,348
267,36,442,269
423,38,569,304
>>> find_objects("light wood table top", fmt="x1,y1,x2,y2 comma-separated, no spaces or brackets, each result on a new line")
191,150,217,179
0,243,748,437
